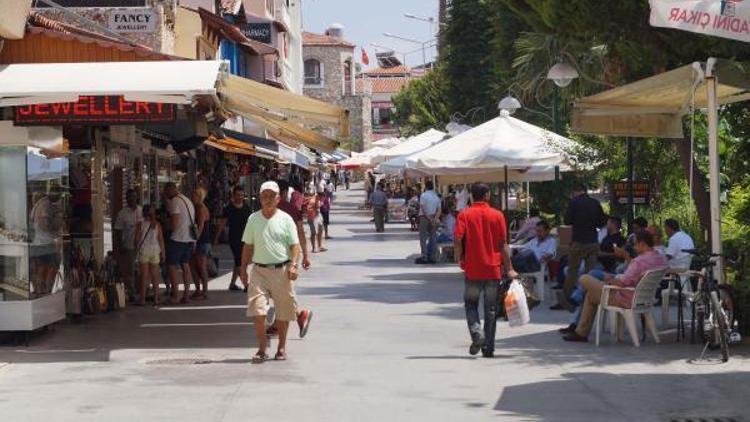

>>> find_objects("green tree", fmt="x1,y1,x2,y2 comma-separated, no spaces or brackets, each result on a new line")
392,66,451,136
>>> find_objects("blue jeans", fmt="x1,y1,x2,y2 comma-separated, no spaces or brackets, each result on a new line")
464,279,500,353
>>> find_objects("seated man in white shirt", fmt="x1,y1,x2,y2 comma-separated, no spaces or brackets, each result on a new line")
664,218,695,270
512,220,557,273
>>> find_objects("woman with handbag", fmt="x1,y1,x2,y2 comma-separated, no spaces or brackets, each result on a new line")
137,205,166,307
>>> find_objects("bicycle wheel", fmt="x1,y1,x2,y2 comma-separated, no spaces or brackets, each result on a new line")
711,293,730,362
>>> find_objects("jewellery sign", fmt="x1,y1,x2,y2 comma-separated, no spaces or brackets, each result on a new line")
650,0,750,42
14,96,176,126
108,8,157,33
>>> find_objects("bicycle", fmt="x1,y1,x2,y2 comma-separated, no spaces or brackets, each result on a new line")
683,249,739,363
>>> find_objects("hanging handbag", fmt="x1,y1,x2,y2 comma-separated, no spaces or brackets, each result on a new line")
116,282,127,309
66,287,82,315
96,286,107,312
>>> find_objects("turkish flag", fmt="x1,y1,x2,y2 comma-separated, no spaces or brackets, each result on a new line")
361,47,370,66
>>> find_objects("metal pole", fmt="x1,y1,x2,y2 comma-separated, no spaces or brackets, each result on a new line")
627,137,634,234
526,181,531,219
553,85,560,134
706,65,723,282
504,165,509,213
554,165,561,226
422,42,427,69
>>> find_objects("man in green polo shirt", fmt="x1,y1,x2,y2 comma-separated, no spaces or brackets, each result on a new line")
240,181,301,363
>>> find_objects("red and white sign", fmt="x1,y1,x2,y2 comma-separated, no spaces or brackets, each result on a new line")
650,0,750,42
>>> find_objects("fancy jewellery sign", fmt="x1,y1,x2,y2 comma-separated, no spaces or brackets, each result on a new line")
14,96,176,126
108,8,157,33
650,0,750,42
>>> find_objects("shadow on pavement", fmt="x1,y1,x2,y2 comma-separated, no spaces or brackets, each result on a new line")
494,371,750,421
0,289,259,363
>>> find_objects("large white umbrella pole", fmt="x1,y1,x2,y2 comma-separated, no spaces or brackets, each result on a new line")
706,60,723,282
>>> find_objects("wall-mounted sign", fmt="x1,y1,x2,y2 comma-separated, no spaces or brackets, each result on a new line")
14,96,176,126
108,8,157,33
242,22,272,44
614,180,651,205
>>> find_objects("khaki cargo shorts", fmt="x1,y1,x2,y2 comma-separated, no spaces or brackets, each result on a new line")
247,265,297,322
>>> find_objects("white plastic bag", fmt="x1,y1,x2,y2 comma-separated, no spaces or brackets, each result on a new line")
504,280,530,327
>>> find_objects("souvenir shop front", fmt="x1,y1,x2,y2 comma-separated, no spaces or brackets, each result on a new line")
0,94,206,332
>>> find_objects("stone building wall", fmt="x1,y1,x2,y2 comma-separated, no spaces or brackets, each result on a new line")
33,0,177,54
303,43,371,151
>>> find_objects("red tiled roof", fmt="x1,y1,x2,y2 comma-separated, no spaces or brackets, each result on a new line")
302,31,354,48
356,77,413,94
362,65,411,76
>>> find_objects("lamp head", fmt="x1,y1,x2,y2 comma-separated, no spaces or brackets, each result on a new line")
498,95,522,115
547,62,579,88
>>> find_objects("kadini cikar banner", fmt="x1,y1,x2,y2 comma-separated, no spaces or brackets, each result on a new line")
650,0,750,42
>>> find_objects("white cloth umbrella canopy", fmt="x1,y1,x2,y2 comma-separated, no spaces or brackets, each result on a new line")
371,129,447,164
372,137,404,148
404,112,572,179
338,147,387,169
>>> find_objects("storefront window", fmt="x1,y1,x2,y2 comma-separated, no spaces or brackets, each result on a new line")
0,146,69,301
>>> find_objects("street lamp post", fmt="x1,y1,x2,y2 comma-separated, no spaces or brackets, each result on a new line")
498,60,579,225
383,32,434,69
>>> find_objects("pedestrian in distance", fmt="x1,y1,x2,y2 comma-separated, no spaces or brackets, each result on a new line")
416,180,441,264
454,183,518,358
240,181,302,363
190,188,211,300
136,204,165,307
164,182,196,305
304,189,326,252
214,186,253,292
370,182,388,233
113,188,143,302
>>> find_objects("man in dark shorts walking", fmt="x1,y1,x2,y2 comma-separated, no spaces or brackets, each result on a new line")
454,183,518,358
214,186,252,292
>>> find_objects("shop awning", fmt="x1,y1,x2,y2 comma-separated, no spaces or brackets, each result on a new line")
204,135,256,156
218,73,349,137
0,60,225,107
223,129,278,160
572,60,750,138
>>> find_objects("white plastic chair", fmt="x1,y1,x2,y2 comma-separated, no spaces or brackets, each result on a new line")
595,268,668,347
519,261,549,303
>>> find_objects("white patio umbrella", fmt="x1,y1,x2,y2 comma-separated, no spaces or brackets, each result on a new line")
403,111,572,180
372,137,404,148
338,147,387,169
371,128,447,165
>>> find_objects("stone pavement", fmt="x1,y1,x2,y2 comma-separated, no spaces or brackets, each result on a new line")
1,185,749,422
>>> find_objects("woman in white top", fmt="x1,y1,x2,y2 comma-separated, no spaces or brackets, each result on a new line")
137,204,166,307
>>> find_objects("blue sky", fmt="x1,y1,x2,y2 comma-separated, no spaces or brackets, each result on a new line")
301,0,439,68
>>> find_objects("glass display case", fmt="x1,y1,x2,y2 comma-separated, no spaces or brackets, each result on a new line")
0,146,69,330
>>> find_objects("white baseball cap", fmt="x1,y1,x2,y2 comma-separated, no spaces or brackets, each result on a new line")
260,181,280,194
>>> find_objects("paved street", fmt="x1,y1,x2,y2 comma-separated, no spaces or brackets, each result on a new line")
1,186,749,422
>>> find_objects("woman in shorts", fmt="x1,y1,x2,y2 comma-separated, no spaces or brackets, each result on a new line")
137,205,165,307
191,188,211,300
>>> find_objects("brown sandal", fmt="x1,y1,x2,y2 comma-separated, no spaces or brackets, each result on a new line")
251,351,269,364
274,351,287,361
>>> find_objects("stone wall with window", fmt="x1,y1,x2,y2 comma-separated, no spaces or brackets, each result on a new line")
303,43,371,151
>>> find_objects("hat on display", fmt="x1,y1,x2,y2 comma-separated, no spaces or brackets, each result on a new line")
260,181,280,194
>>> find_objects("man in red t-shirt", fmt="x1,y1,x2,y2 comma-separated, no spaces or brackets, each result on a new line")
454,183,518,358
